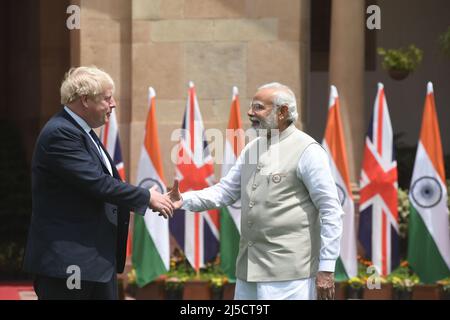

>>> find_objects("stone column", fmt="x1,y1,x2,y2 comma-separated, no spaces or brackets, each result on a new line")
73,0,132,178
329,0,365,183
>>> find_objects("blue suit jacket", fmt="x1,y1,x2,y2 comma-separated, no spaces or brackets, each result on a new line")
23,109,150,282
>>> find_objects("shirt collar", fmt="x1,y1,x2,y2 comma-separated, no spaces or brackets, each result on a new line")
278,122,296,141
64,106,92,134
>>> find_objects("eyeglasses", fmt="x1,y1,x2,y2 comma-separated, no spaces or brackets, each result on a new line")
250,102,273,112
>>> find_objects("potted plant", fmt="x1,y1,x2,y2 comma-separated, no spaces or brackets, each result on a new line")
436,277,450,300
165,276,186,300
377,44,423,80
347,277,364,299
387,261,420,300
438,26,450,58
125,267,138,298
203,263,229,300
164,255,191,300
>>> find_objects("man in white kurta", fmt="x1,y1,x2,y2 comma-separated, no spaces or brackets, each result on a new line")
169,83,343,300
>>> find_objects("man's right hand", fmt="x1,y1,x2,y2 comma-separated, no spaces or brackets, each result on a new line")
167,180,183,210
149,186,174,219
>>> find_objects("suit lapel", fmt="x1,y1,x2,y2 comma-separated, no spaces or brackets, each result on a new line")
61,109,114,176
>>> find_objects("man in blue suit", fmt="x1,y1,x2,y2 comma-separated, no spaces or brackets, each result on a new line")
23,66,174,299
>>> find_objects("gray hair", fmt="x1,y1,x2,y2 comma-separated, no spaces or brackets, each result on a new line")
60,66,115,105
257,82,298,122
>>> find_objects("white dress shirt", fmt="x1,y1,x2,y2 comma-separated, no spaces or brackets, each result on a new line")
182,142,343,273
64,106,113,176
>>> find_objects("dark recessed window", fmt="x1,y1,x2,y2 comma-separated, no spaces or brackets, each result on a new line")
311,0,377,71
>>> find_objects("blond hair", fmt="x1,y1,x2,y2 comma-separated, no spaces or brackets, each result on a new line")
60,66,115,105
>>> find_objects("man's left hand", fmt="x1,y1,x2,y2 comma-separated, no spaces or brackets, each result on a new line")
316,271,335,300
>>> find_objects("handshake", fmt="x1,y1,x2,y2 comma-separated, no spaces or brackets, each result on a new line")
148,180,183,219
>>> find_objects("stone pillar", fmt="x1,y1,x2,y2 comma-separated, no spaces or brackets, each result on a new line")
329,0,365,182
39,0,71,128
131,0,309,182
73,0,132,178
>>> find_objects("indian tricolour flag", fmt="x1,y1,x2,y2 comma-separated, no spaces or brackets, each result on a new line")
322,85,357,281
132,87,170,287
220,86,244,281
407,82,450,283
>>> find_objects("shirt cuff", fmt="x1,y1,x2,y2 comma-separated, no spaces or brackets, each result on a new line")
180,192,192,210
318,260,336,272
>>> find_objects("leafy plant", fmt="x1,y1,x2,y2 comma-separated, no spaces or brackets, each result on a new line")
398,188,410,239
377,45,423,72
387,261,420,292
164,250,194,290
438,26,450,57
436,277,450,292
348,277,365,289
127,267,137,285
201,261,229,289
162,249,229,290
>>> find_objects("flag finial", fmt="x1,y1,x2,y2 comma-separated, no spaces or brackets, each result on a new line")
330,85,338,99
328,85,339,109
149,87,156,98
232,86,239,99
427,81,434,94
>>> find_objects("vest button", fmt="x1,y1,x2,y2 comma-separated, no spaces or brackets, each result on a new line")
252,183,257,190
248,241,254,247
249,201,254,208
256,164,262,171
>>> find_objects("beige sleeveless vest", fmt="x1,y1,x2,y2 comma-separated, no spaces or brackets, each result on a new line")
236,124,321,282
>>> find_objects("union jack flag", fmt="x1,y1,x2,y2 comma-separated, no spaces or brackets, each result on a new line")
100,109,125,180
358,83,399,276
170,82,220,272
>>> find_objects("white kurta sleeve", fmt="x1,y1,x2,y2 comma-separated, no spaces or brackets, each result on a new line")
297,143,344,272
181,153,243,212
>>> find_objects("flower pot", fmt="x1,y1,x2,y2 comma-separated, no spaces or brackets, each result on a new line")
388,69,410,80
412,284,442,300
222,282,236,300
394,289,412,300
211,286,223,300
442,290,450,300
182,280,212,300
346,287,363,299
135,278,166,300
166,286,183,300
363,283,394,300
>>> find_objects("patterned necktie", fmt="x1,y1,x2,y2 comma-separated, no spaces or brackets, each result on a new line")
89,130,113,176
89,129,103,154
